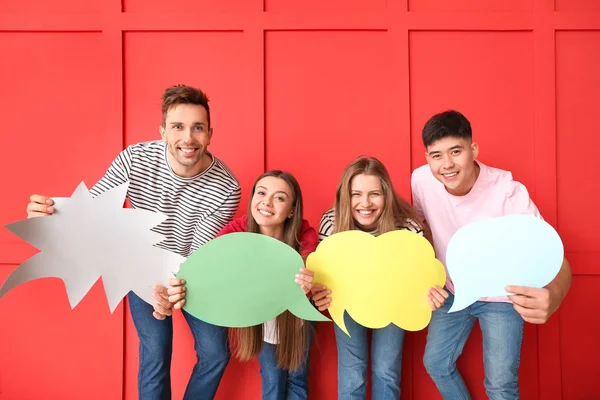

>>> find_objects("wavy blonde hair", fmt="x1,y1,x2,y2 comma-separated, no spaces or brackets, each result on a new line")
334,157,430,240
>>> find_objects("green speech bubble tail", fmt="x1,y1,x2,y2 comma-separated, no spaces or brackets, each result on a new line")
288,298,330,323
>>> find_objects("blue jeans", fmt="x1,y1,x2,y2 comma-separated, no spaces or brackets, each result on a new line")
423,292,524,400
257,322,315,400
128,292,230,400
335,312,405,400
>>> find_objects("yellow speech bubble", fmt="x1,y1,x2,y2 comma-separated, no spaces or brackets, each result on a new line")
307,230,446,336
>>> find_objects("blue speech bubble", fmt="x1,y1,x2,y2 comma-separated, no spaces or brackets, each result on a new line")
446,214,564,313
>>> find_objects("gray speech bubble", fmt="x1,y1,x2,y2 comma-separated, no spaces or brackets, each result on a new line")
0,182,184,311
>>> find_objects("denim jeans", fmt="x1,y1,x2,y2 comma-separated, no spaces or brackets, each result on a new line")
257,322,315,400
128,292,230,400
335,312,405,400
423,292,524,400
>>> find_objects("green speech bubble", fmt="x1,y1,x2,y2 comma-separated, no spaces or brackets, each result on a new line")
177,232,330,327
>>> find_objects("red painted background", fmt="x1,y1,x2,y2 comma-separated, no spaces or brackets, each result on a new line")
1,0,598,399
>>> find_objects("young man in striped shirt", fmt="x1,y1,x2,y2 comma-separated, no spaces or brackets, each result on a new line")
26,85,241,399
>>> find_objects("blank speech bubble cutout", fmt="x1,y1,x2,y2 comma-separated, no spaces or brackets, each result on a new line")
0,182,185,312
177,232,330,327
306,230,446,336
446,214,564,313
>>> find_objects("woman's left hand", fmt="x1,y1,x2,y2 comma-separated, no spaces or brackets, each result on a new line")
428,285,449,311
295,268,314,294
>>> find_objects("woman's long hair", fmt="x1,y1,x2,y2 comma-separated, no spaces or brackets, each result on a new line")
334,156,431,240
231,170,311,371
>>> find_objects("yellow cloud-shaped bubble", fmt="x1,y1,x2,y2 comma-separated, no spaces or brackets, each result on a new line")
307,230,446,336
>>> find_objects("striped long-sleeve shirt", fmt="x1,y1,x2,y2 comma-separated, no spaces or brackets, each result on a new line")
318,208,423,240
90,140,241,257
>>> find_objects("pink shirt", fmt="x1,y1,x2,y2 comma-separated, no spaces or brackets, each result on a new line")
411,161,541,302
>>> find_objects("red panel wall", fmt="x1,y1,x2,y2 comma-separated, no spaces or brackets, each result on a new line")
555,30,600,399
0,32,123,400
408,0,531,11
1,0,598,399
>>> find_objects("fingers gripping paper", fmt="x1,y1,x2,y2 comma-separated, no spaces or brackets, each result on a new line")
446,214,564,313
177,232,330,327
306,230,446,336
0,182,185,312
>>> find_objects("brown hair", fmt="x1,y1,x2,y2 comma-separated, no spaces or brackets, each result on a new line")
334,156,431,239
231,170,311,371
161,85,211,127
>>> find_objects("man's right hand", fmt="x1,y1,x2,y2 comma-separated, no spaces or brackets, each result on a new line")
27,195,55,218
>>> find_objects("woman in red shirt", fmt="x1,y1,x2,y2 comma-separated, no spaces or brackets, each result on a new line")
155,170,319,400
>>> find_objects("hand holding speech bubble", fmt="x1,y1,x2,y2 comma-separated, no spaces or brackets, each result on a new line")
0,182,184,312
446,214,564,313
177,232,330,327
306,230,446,336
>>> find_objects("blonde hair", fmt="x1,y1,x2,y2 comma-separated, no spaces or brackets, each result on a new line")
231,171,311,371
334,156,430,239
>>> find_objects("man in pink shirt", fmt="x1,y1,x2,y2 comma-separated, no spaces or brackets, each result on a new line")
411,110,571,400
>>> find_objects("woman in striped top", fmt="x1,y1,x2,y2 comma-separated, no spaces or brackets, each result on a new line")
311,156,448,400
155,170,318,400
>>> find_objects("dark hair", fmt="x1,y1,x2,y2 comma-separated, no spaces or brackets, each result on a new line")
422,110,472,147
231,170,311,372
161,85,211,127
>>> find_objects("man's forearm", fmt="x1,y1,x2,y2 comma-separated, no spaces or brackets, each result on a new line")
545,257,572,306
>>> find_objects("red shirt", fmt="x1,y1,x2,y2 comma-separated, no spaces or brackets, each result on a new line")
216,215,319,258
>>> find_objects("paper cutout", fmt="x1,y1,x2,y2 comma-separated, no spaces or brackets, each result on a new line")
0,182,185,311
446,214,564,313
306,230,446,336
177,232,330,327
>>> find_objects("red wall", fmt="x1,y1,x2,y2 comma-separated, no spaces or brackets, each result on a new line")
1,0,599,399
